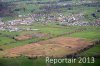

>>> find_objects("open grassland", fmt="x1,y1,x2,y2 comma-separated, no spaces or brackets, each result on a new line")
66,26,100,39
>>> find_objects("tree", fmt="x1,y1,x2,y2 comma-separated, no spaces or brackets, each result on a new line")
0,1,16,17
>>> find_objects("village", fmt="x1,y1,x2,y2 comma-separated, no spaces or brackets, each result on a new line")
0,13,100,32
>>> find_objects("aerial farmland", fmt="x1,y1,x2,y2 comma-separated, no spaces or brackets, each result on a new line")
0,0,100,66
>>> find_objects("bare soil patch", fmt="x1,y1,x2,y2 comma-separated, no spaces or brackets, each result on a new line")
14,32,49,41
15,34,32,41
4,37,93,58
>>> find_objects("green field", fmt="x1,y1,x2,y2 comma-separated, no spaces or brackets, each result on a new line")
0,57,100,66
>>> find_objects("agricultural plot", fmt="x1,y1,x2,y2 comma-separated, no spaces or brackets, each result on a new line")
4,37,92,58
0,24,100,58
0,23,80,50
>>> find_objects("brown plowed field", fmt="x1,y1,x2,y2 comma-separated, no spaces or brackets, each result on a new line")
4,37,93,58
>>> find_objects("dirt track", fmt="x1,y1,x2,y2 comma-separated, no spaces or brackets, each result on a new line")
4,37,93,58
